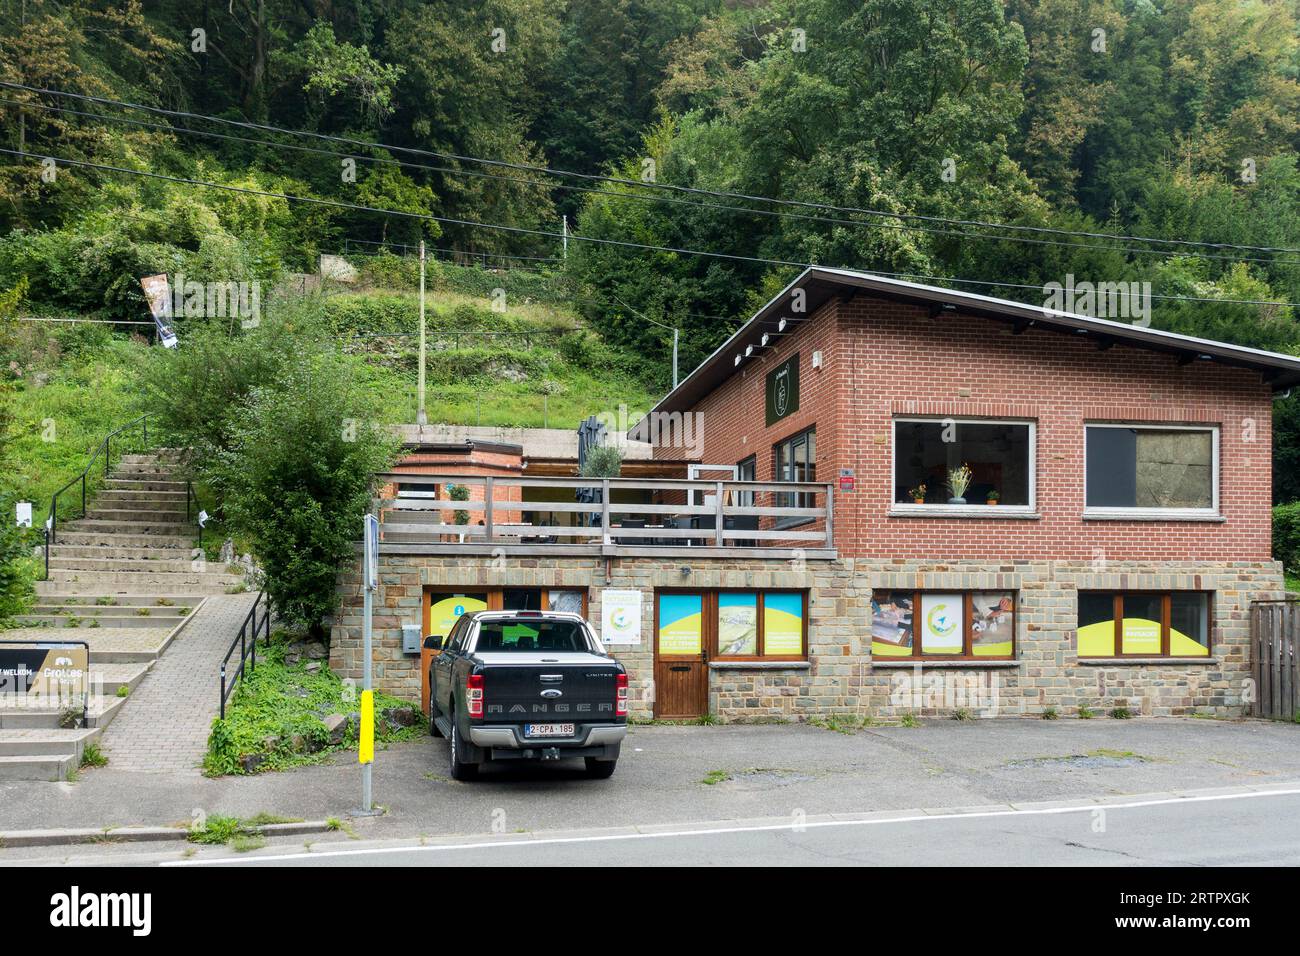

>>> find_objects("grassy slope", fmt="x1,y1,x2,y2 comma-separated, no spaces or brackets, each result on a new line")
5,274,658,522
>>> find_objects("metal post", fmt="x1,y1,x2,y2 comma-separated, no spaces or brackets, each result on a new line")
43,527,49,580
81,475,85,517
417,240,427,426
562,215,568,260
673,327,679,389
361,574,373,812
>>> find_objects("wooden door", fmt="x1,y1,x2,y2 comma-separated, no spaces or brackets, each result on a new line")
654,592,708,719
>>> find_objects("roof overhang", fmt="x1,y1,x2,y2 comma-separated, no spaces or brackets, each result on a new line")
632,267,1300,433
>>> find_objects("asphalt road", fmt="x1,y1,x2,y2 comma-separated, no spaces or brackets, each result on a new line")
160,786,1300,867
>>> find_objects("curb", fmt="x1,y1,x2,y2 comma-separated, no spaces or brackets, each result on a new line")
0,819,336,849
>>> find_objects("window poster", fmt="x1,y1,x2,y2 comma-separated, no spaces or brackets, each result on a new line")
972,593,1014,656
920,593,963,655
599,589,642,645
657,593,703,655
762,593,804,655
871,591,913,657
718,593,757,655
429,594,487,640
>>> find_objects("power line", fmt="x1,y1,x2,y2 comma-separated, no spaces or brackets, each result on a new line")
1,148,1293,308
10,96,1296,267
5,80,1300,258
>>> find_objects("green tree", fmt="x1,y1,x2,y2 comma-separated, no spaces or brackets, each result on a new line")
213,354,396,637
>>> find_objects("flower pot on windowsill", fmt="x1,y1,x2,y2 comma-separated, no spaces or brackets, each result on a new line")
986,499,999,506
913,498,925,505
947,497,966,505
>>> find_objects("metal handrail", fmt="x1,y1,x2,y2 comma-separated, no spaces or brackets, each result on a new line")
219,592,272,719
0,638,91,726
44,414,149,573
186,480,213,550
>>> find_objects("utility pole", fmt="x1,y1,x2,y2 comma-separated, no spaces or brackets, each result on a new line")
562,215,568,260
672,326,679,389
417,240,427,426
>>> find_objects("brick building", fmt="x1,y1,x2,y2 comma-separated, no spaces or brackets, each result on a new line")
333,268,1300,722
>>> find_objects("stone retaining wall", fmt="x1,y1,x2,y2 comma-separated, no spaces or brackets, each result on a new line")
330,554,1284,720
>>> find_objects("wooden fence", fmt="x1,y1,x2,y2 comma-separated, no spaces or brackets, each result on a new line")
1250,599,1299,721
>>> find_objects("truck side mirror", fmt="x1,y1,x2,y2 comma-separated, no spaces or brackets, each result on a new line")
423,635,442,650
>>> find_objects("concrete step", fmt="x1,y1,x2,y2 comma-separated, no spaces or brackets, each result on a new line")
44,569,242,587
119,453,184,464
94,489,191,503
0,696,128,730
33,594,204,609
15,606,193,628
49,544,201,560
0,754,76,782
105,478,189,492
0,727,98,758
84,507,191,523
36,580,235,598
31,600,195,617
51,531,195,549
62,519,198,535
48,556,216,573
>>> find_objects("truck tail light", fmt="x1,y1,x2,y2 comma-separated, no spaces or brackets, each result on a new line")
466,673,485,718
615,673,628,717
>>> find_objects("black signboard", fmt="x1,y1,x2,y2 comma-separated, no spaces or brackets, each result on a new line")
765,353,799,426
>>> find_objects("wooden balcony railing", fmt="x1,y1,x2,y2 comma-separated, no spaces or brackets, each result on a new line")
372,473,836,558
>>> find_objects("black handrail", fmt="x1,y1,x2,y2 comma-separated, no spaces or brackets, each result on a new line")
44,413,149,575
0,639,91,726
186,480,213,551
219,592,272,719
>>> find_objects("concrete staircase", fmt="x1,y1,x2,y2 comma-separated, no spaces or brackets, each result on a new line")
1,451,244,780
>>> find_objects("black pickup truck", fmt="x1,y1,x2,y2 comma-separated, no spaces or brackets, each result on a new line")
426,610,628,780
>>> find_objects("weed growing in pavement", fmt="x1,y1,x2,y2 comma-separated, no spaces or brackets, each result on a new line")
1042,707,1058,720
1111,706,1132,719
80,743,107,768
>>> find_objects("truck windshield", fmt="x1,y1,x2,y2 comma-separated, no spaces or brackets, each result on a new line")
476,620,590,653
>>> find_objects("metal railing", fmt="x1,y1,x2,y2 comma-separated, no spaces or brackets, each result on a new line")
219,592,272,719
43,414,149,578
372,473,836,557
186,480,212,550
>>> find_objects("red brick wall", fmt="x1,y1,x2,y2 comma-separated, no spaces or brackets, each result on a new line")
676,294,1274,561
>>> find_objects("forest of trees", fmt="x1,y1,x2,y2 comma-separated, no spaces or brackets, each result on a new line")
1,0,1298,493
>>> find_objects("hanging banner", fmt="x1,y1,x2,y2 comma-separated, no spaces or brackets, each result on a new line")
140,274,179,348
765,353,799,426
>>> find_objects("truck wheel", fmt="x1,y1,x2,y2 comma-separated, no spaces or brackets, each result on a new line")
584,758,617,779
449,720,478,781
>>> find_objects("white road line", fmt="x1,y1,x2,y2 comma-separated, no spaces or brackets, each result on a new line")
164,785,1300,866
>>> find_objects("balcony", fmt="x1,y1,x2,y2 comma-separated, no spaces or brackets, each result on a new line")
374,473,836,559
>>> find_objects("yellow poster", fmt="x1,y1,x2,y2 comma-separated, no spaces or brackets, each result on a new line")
763,593,804,655
658,594,703,655
429,595,487,639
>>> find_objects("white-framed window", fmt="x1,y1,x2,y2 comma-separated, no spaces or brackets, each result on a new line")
1084,424,1219,517
891,418,1036,514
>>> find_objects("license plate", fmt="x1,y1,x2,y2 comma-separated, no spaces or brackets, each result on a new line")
525,723,574,738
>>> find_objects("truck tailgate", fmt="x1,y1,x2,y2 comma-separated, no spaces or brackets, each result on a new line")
476,653,621,722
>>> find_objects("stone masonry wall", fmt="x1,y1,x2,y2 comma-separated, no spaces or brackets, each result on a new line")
330,553,1284,721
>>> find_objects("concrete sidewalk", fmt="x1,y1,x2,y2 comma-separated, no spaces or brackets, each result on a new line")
2,717,1297,844
99,593,259,773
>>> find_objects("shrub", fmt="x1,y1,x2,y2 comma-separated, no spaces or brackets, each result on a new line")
1273,502,1300,573
212,353,395,637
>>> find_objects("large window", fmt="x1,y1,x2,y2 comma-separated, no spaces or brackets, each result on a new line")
658,590,807,661
1077,592,1210,658
871,590,1016,660
893,419,1034,510
1085,425,1217,513
774,427,815,510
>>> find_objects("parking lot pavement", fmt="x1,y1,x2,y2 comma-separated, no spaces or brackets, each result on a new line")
1,717,1298,849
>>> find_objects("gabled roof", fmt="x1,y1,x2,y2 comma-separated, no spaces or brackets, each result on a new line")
633,267,1300,431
